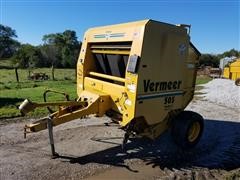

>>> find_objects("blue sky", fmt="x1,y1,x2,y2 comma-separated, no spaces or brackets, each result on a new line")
1,0,239,54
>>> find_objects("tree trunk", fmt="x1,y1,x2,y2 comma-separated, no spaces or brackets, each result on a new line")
51,65,55,80
15,68,19,83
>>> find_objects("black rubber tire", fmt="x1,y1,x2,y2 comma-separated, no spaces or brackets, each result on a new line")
171,111,204,149
235,78,240,86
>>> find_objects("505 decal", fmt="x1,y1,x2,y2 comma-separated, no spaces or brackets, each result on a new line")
164,96,175,105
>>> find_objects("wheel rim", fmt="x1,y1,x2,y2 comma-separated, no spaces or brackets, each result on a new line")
188,121,201,142
236,79,240,86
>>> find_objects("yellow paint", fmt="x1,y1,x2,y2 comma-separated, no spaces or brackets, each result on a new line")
223,67,230,79
223,59,240,80
91,49,130,55
188,121,201,142
24,91,111,133
23,20,200,140
89,71,126,83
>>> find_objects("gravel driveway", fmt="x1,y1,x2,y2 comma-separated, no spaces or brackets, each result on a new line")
0,79,239,179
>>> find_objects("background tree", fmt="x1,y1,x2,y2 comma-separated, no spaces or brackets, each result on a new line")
40,44,61,67
199,49,240,68
219,49,240,59
12,44,43,68
0,24,20,58
199,54,219,67
42,30,81,68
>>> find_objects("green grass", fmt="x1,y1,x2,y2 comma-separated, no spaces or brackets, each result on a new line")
196,76,212,85
0,59,14,69
0,68,76,88
0,68,77,118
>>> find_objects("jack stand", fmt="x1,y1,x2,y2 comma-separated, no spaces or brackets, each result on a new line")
122,131,131,150
47,116,59,158
122,122,135,150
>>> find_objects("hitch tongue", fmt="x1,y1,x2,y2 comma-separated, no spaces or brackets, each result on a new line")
24,116,49,138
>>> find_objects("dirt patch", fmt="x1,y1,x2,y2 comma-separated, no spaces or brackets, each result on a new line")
1,89,240,179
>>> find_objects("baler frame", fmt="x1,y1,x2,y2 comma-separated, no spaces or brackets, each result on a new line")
19,19,204,157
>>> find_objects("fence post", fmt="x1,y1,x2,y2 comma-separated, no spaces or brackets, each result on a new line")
15,67,19,83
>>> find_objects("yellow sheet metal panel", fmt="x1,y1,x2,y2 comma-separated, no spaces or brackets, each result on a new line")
230,59,240,67
91,49,130,55
230,66,240,73
237,73,240,79
84,77,124,96
134,20,194,126
86,20,148,43
231,72,240,80
224,67,230,78
225,59,240,80
89,72,126,83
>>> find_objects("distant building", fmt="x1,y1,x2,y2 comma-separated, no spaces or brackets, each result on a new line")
219,56,237,70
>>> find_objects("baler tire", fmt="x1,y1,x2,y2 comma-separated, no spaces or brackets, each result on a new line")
171,111,204,149
235,78,240,86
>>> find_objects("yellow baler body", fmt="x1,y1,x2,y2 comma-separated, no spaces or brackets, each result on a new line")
76,19,200,138
223,59,240,80
22,20,200,140
229,59,240,80
223,67,230,79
